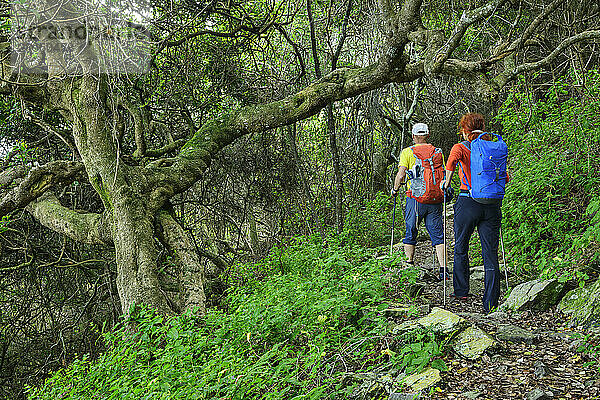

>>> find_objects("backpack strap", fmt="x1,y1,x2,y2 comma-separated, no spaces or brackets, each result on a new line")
406,146,418,182
410,146,416,162
426,147,443,185
476,132,503,142
458,141,471,190
457,162,470,190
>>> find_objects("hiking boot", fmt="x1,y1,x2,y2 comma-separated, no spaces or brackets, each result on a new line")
450,293,472,301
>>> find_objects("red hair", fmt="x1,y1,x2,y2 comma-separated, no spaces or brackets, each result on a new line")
458,113,486,141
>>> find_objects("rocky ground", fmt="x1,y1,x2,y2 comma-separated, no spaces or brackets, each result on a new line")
427,294,600,399
384,211,600,400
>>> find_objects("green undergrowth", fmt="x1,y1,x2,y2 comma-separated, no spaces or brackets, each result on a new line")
343,192,392,248
574,331,600,373
28,235,444,399
497,70,600,283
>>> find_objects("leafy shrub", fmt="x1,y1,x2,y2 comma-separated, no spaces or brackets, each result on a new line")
343,192,394,248
392,329,448,375
573,331,600,373
496,70,600,280
28,235,437,399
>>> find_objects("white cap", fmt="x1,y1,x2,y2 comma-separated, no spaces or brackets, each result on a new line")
412,123,429,136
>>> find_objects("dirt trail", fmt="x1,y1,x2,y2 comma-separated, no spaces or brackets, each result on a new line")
395,210,600,399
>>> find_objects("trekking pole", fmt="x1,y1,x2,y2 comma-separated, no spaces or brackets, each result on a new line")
390,195,397,256
443,189,447,306
500,226,508,291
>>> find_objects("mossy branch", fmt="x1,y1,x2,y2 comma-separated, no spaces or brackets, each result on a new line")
0,161,85,218
159,60,417,197
27,193,113,246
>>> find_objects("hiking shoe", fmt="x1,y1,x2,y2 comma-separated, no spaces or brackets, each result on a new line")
449,293,471,300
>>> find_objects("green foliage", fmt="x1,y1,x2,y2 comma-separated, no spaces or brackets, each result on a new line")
538,254,590,289
496,70,600,279
583,198,600,244
29,234,438,399
392,329,447,376
573,332,600,373
11,140,37,165
343,192,394,248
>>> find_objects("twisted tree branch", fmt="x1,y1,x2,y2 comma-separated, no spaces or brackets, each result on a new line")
0,161,84,217
27,193,112,245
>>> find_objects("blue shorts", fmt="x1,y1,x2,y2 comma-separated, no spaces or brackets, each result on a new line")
403,197,443,246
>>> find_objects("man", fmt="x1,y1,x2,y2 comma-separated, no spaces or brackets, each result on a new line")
391,123,447,279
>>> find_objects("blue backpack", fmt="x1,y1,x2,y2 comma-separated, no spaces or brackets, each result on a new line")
461,132,508,203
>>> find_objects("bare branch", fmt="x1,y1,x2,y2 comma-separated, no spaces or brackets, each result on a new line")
503,0,563,55
274,23,307,83
151,59,420,199
332,0,354,69
145,138,188,158
198,248,228,278
494,30,600,89
427,0,506,74
164,21,277,48
307,0,322,79
515,30,600,74
120,99,147,158
23,112,76,152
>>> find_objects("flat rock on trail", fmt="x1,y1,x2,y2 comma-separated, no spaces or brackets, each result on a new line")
388,213,600,399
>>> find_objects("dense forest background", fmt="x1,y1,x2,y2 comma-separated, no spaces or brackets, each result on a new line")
0,0,599,398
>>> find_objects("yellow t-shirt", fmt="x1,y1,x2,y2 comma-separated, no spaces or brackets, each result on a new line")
398,144,445,191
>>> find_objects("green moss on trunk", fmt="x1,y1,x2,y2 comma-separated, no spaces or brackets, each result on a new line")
90,174,113,213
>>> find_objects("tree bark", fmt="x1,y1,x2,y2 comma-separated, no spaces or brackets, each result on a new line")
327,104,344,233
156,210,207,315
27,193,112,246
112,198,172,314
0,161,84,216
68,76,175,315
287,123,320,233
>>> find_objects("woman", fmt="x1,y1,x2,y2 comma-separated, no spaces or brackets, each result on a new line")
442,113,506,313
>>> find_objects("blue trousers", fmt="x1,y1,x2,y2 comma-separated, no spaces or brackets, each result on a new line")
453,196,502,313
403,197,443,247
